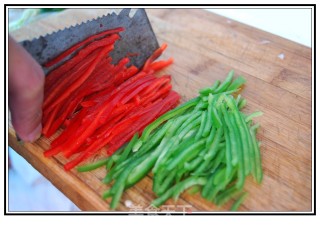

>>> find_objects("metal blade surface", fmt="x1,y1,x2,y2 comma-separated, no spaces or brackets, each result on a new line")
21,9,159,70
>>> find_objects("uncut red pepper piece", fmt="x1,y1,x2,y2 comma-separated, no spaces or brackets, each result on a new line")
44,27,124,67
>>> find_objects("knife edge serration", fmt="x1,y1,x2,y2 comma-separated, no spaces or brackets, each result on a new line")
21,9,159,69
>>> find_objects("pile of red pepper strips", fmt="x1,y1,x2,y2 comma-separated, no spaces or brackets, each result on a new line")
42,27,180,170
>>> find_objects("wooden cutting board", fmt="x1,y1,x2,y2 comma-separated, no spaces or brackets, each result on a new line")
8,9,312,212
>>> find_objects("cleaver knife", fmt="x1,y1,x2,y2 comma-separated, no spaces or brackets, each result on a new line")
20,8,159,73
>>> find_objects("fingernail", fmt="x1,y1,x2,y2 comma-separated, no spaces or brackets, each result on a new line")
16,133,23,143
26,124,42,142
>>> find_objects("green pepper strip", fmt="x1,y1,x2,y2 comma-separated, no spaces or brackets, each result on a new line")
202,94,213,137
153,169,176,196
201,169,219,199
140,97,200,142
134,121,172,156
126,141,169,187
151,186,175,208
117,133,139,163
77,158,109,172
195,111,207,140
250,126,263,183
199,80,220,97
152,138,177,173
214,184,241,206
108,154,149,209
220,103,238,180
230,192,248,211
224,95,250,188
166,139,206,171
245,111,263,123
175,111,201,135
184,155,204,172
226,76,246,91
152,177,207,207
77,145,124,172
205,126,216,149
214,70,234,93
172,177,207,201
194,127,223,176
206,167,236,202
177,115,202,140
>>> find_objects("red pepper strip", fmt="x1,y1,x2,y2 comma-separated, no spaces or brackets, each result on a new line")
119,77,155,104
64,152,88,171
142,43,168,72
45,117,90,157
140,82,172,106
139,75,171,98
60,74,157,157
78,59,133,105
60,103,122,157
47,62,139,150
133,95,141,105
80,100,97,108
63,119,71,128
86,103,136,145
63,86,179,168
44,45,114,113
44,34,119,92
74,77,167,146
59,58,124,117
107,97,168,140
47,106,103,157
89,57,129,84
44,46,112,111
64,113,142,164
91,74,155,119
122,65,139,80
107,92,180,154
44,27,124,67
44,47,101,106
149,57,174,71
42,105,60,137
157,91,181,115
68,112,144,164
80,73,150,126
83,57,113,82
48,109,87,149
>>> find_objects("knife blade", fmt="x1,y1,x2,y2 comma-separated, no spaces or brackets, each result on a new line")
20,8,159,72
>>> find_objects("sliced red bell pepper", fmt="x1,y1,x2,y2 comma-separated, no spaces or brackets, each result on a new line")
44,34,120,93
44,27,124,67
142,43,168,72
44,44,114,113
149,58,174,71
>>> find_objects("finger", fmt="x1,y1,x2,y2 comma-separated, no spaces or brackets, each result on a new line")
9,36,45,142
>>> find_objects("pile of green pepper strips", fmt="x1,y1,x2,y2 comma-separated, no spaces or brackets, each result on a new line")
78,70,263,211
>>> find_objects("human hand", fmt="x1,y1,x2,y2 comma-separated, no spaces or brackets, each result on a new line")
9,36,45,142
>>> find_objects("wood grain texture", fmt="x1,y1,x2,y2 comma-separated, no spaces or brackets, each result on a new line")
8,9,312,212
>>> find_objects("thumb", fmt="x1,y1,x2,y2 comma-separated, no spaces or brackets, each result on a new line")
9,36,45,142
